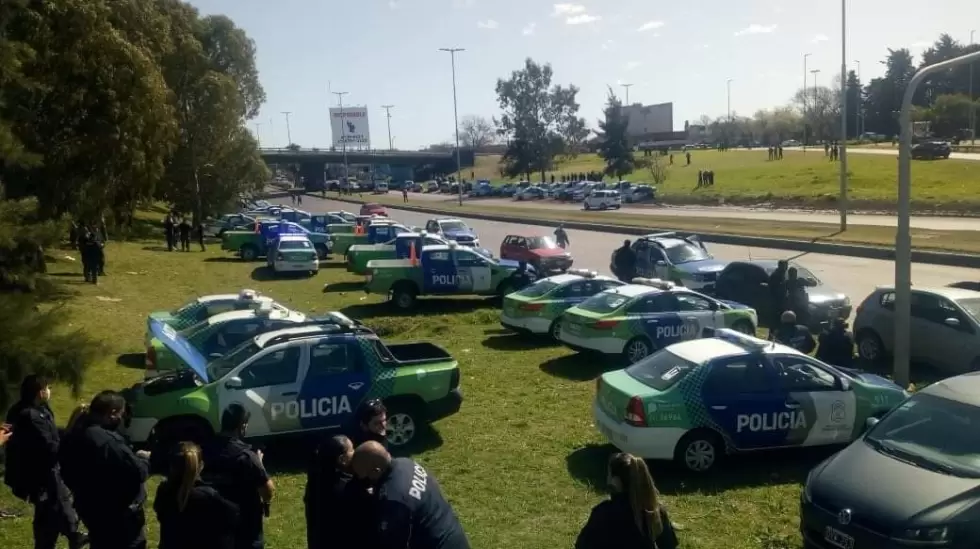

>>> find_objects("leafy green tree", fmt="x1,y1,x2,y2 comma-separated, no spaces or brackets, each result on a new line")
924,94,978,137
596,88,634,178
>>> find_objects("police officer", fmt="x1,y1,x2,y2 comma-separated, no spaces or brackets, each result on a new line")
511,261,534,291
351,441,471,549
59,390,151,549
203,404,275,549
767,260,789,327
816,318,855,368
179,218,192,252
773,311,816,354
613,240,637,283
554,224,570,249
305,435,371,549
350,399,389,449
5,375,87,549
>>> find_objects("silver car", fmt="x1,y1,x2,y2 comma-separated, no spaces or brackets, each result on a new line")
853,286,980,374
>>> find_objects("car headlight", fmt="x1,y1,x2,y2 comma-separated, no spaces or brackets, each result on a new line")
898,526,950,543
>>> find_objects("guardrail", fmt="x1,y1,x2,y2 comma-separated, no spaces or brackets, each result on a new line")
258,148,461,157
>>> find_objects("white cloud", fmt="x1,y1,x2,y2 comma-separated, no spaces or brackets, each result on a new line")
734,24,777,37
552,3,586,16
637,21,664,32
477,19,498,29
522,22,537,36
812,34,828,43
566,14,600,25
625,61,642,71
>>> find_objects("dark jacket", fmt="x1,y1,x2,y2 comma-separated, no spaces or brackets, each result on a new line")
305,459,373,549
154,479,240,549
774,323,817,354
816,329,855,367
373,458,470,549
4,401,61,499
576,494,678,549
614,246,637,279
202,435,270,547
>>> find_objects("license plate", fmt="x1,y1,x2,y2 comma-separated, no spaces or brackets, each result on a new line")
824,527,854,549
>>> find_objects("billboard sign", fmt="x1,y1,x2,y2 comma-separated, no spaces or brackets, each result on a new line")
330,107,370,148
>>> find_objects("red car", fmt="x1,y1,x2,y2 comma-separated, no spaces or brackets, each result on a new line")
360,203,387,217
500,234,573,275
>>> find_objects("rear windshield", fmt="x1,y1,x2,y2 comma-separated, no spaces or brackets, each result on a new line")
280,240,312,250
625,350,699,390
515,280,559,298
577,291,630,314
527,236,558,249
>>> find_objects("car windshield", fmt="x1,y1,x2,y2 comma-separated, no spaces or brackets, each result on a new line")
179,320,211,338
171,300,204,316
527,236,558,249
207,341,263,381
279,240,312,250
577,291,630,314
957,298,980,321
865,392,980,478
626,350,699,390
664,242,710,264
440,221,468,232
516,280,559,298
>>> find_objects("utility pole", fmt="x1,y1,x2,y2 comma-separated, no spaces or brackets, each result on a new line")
854,60,862,136
621,83,633,104
269,119,275,147
971,30,976,146
839,0,848,231
726,78,733,121
281,112,292,147
810,69,821,142
439,47,465,206
255,122,262,148
803,53,812,152
332,91,350,188
381,105,395,150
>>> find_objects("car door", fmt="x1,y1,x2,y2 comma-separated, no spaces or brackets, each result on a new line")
295,337,371,432
769,354,854,446
648,247,669,280
218,345,306,437
422,250,458,294
454,249,491,293
631,294,700,347
911,293,976,372
675,292,721,333
701,356,787,450
633,240,653,277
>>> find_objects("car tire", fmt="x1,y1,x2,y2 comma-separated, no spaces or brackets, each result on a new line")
315,244,329,260
549,317,563,340
623,336,653,364
240,244,258,261
390,282,418,310
584,203,591,211
731,319,756,336
856,329,885,363
383,399,422,448
674,429,724,473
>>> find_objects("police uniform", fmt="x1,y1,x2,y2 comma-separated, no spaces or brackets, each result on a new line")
59,423,149,549
816,329,855,367
202,436,271,549
774,323,817,355
154,479,239,549
373,458,470,549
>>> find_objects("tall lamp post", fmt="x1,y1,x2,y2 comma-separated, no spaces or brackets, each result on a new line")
810,69,821,143
621,83,633,104
838,0,848,231
804,53,812,152
281,111,292,147
726,78,733,121
332,91,350,188
255,122,262,148
381,105,395,151
439,47,465,206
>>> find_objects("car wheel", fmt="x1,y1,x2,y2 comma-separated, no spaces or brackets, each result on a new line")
674,430,723,473
624,337,652,364
970,357,980,372
584,203,591,211
600,203,607,210
549,317,562,340
390,282,418,310
240,245,258,261
856,329,885,362
315,244,329,260
731,319,756,336
384,400,420,447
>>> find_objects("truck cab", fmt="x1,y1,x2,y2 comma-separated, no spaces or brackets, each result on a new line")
331,219,414,256
222,220,333,261
345,232,450,275
424,218,480,247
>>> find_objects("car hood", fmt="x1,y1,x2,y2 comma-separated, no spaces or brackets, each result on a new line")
810,440,980,528
444,229,477,239
718,299,753,310
674,259,727,274
531,247,570,258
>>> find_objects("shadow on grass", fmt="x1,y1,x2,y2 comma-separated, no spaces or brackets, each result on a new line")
116,353,145,370
204,257,246,263
340,298,496,321
482,334,556,351
323,281,367,293
566,443,836,496
251,266,318,282
141,245,174,253
539,354,621,382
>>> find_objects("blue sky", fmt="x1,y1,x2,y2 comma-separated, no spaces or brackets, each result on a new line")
188,0,980,150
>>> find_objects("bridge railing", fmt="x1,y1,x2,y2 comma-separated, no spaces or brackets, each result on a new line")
258,147,461,157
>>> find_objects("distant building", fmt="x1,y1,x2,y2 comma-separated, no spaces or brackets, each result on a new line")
622,102,674,138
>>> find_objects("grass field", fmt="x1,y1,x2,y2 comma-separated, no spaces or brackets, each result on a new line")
466,150,980,213
0,210,932,549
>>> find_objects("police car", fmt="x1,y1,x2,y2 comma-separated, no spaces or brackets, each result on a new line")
144,289,287,346
557,278,758,364
610,232,729,292
423,218,480,247
593,329,909,472
500,269,624,338
268,234,319,276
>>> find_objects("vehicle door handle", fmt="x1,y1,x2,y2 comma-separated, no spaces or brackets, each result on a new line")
281,391,298,397
785,401,801,409
710,405,727,410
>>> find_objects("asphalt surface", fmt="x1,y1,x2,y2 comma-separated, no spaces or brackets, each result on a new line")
789,146,980,162
285,195,980,319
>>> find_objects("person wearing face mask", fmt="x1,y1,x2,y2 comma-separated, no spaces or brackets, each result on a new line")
155,441,239,549
576,452,678,549
58,390,152,549
350,441,470,549
305,435,372,549
350,399,389,449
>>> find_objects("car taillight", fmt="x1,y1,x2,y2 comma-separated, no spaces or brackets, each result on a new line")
593,319,619,329
145,346,157,371
625,397,646,426
520,302,544,311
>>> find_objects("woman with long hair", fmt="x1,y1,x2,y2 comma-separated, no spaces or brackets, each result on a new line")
305,434,371,549
64,404,89,434
154,441,239,549
576,452,678,549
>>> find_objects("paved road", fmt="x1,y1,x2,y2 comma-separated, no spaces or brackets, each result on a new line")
284,196,979,320
786,146,980,162
376,192,980,231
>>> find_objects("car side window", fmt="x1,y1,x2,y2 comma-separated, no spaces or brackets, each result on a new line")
426,221,438,232
879,291,895,311
554,282,586,299
648,246,666,262
503,236,514,246
676,293,714,312
426,251,451,262
423,237,442,246
599,280,622,291
705,358,773,394
771,356,837,392
910,292,943,322
455,251,487,267
202,304,234,321
308,342,354,377
649,294,680,312
239,347,301,389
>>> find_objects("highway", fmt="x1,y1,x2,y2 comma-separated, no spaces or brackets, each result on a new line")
287,195,979,318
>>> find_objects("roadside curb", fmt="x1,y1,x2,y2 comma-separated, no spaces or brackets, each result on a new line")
315,195,980,269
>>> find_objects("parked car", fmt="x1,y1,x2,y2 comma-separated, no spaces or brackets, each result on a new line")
373,181,389,194
624,185,656,203
267,234,319,276
499,233,573,274
583,189,622,210
516,186,546,201
359,203,387,217
911,141,951,160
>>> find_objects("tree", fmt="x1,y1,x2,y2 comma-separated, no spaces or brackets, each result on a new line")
793,85,840,142
494,58,587,179
924,94,978,137
845,70,863,137
459,115,495,150
596,88,634,178
637,155,669,186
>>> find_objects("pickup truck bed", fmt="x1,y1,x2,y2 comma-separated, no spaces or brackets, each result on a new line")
386,342,453,365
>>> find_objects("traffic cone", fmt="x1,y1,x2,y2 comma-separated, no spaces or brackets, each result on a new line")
409,240,418,265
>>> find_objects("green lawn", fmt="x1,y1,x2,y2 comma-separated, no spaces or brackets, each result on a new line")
0,214,926,549
469,150,980,213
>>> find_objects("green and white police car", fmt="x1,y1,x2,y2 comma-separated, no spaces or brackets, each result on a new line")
593,329,909,472
500,269,624,338
557,278,758,364
143,289,288,347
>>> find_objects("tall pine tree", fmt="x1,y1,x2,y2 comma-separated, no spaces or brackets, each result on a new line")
597,88,635,179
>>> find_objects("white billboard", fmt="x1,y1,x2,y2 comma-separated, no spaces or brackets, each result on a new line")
330,107,370,148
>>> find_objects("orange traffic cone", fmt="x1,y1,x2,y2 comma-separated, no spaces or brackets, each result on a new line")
409,240,418,265
254,220,260,233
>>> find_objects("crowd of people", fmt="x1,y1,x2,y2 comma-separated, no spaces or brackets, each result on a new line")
1,374,683,549
68,221,107,284
162,212,205,253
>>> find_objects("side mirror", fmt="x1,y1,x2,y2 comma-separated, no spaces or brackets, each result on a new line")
944,317,961,328
709,301,719,311
655,260,667,267
864,416,880,431
224,377,243,390
839,378,851,391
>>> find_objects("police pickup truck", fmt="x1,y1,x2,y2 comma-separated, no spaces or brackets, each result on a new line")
221,220,333,261
331,219,414,256
363,241,533,310
423,218,481,247
125,320,464,455
346,232,451,275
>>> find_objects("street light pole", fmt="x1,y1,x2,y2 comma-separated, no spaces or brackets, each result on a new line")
381,105,395,151
255,122,262,148
804,53,812,152
621,83,633,105
839,0,848,231
896,49,980,387
281,112,292,147
439,47,465,206
332,91,350,188
810,69,821,142
854,60,862,136
971,30,976,146
726,78,733,121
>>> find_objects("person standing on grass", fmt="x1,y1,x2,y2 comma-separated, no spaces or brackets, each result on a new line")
402,186,409,203
179,218,192,252
164,213,176,251
195,220,206,251
575,452,678,549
